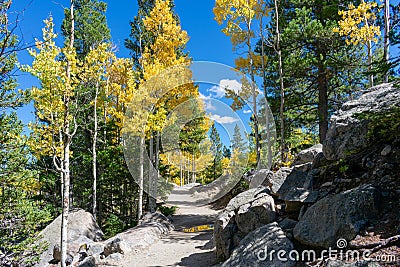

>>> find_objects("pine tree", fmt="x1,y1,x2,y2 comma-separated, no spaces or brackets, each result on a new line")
62,0,110,58
61,0,112,222
208,123,223,181
0,3,52,265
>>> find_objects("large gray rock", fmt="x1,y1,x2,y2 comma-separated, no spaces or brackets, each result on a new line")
235,193,276,234
103,212,173,255
214,210,236,261
324,83,400,160
37,209,103,266
214,187,276,261
220,222,296,267
225,186,272,212
276,169,318,213
249,167,292,196
248,169,274,189
103,238,131,257
292,144,323,166
277,170,311,198
293,184,380,248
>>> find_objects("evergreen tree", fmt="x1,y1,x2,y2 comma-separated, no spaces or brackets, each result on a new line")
209,123,223,180
0,2,52,265
62,0,110,58
257,0,368,149
231,124,246,152
61,0,118,224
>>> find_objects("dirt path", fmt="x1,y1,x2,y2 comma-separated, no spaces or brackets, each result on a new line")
121,185,219,267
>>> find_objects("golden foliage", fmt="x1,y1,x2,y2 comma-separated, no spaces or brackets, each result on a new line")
333,1,380,45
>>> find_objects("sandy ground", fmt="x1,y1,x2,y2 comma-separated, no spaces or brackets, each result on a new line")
121,186,219,267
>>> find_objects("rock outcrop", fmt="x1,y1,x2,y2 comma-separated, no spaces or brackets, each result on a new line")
293,184,381,248
37,209,103,266
214,187,276,261
102,212,173,257
215,83,400,266
219,222,296,267
248,168,292,195
292,143,323,166
324,83,399,161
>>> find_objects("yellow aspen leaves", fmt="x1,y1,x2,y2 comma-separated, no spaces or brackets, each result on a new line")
333,1,381,45
24,17,81,159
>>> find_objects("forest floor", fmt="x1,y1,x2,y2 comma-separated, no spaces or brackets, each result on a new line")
121,185,219,267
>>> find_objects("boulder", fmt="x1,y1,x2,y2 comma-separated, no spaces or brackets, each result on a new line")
293,184,380,248
102,212,173,256
249,167,292,196
235,193,276,233
224,186,272,212
248,169,273,189
103,238,131,257
292,144,323,166
37,209,103,266
214,210,237,261
214,187,276,261
278,218,298,231
277,169,318,213
220,222,296,267
323,83,400,161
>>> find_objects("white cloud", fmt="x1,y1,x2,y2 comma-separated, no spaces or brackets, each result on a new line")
210,114,239,124
243,109,252,114
208,85,226,99
199,93,217,111
208,79,242,99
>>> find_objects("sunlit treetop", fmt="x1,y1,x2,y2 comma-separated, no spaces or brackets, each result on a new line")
333,1,381,45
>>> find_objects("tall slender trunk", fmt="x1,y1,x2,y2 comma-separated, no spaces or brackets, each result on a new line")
149,134,156,212
154,131,160,200
246,23,260,167
315,3,329,143
317,57,328,143
61,2,74,266
260,9,272,168
180,151,183,186
61,135,70,267
92,82,99,220
192,153,195,183
187,156,190,184
274,0,285,164
363,8,374,87
384,0,390,83
367,40,374,87
138,135,144,220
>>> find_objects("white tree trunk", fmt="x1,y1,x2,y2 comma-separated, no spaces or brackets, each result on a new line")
61,2,74,266
274,0,285,165
384,0,390,83
138,135,144,220
92,82,99,220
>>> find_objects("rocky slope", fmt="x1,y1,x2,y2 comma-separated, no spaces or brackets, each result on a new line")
214,83,400,267
36,211,173,267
